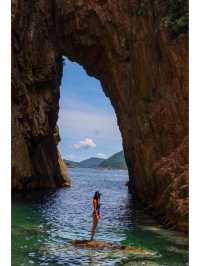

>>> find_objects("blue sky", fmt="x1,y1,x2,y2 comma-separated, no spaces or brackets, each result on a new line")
58,58,122,162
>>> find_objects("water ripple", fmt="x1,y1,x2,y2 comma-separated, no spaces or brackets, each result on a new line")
12,168,188,266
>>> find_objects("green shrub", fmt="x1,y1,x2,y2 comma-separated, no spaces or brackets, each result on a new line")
161,0,188,38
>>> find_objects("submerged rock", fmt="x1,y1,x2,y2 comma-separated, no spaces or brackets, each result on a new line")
71,240,155,256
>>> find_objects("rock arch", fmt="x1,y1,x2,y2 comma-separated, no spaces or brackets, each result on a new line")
12,0,188,231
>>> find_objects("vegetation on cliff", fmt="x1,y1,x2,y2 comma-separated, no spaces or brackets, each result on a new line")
160,0,189,38
136,0,188,38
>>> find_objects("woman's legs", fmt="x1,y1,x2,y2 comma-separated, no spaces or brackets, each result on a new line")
91,214,99,240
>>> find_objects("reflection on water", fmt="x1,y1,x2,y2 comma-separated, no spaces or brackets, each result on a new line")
12,168,188,265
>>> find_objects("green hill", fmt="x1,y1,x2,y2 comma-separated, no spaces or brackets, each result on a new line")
63,159,79,168
99,151,127,169
64,151,127,169
79,157,104,168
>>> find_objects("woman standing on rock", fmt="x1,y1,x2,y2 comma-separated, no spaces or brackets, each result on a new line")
90,191,101,240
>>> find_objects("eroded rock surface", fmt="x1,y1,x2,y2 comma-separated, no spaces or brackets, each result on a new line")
12,0,188,231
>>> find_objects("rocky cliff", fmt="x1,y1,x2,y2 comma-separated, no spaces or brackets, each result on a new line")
12,0,188,231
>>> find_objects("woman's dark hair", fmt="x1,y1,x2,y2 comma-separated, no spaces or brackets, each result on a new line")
93,191,101,200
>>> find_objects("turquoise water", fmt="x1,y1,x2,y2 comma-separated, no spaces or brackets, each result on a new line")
12,168,188,266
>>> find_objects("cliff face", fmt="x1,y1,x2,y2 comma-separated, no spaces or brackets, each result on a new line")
12,0,188,231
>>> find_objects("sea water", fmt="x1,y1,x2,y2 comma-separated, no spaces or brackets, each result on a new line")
12,168,188,266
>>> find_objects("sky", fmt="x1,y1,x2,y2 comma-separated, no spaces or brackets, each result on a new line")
57,58,123,162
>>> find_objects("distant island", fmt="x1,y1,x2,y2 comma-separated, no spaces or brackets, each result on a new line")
98,151,127,170
63,159,80,168
64,151,127,170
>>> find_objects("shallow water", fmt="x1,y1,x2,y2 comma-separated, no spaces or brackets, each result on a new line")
12,168,188,266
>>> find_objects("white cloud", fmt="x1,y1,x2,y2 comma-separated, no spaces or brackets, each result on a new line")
73,138,96,150
97,153,107,159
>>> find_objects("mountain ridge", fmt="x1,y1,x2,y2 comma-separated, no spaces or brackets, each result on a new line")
99,151,127,170
64,151,127,169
